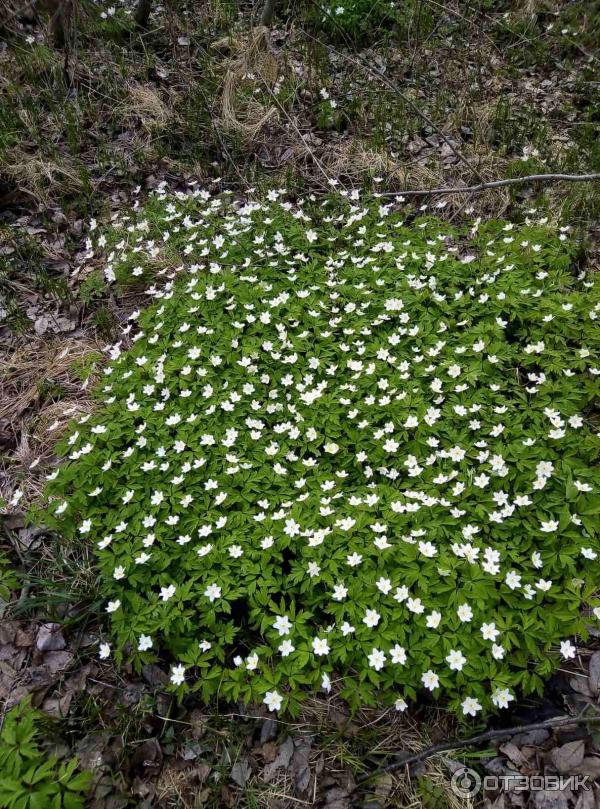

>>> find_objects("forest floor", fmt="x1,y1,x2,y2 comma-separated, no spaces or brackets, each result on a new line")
1,0,600,807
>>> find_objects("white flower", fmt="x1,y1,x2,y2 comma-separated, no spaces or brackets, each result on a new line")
106,599,121,613
376,577,392,595
457,604,473,622
492,643,505,660
368,648,386,671
446,649,467,671
461,697,482,717
170,664,186,686
426,611,442,629
138,635,153,651
333,583,348,600
492,688,514,709
264,690,283,712
480,622,499,641
204,583,221,602
312,637,330,656
407,597,425,614
505,571,521,590
279,640,295,656
160,584,176,601
273,615,292,636
98,643,111,659
394,697,408,712
560,640,576,660
421,670,439,691
363,609,380,628
390,644,407,665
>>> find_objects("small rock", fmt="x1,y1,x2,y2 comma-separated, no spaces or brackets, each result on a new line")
36,623,66,652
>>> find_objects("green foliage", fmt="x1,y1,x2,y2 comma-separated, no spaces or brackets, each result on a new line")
0,550,18,603
307,0,405,45
40,190,600,719
0,699,92,809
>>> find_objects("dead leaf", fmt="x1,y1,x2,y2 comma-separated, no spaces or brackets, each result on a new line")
551,740,585,774
142,664,169,686
263,735,294,782
499,741,526,768
34,316,50,335
193,763,211,784
374,772,393,801
325,786,350,808
260,717,277,743
569,676,593,698
574,789,595,809
43,650,74,674
130,738,163,777
75,733,107,770
292,738,312,793
14,629,34,648
532,789,570,809
230,757,251,788
578,756,600,779
0,621,18,645
588,652,600,694
42,692,72,717
65,663,93,694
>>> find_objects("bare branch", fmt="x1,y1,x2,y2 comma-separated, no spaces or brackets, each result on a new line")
379,173,600,197
357,708,600,784
300,12,483,183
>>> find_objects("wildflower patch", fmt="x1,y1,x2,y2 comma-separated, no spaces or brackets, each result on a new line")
41,190,600,718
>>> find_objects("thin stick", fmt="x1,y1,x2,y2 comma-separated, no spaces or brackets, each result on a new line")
378,173,600,197
300,18,483,183
357,709,600,783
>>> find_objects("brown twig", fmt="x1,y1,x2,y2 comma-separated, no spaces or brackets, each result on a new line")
300,17,483,183
379,173,600,197
357,708,600,783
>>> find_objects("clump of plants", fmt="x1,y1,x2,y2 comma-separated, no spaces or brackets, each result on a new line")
39,188,600,718
305,0,434,46
0,698,92,809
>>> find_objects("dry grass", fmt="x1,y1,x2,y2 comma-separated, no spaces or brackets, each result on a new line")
119,82,173,135
218,27,280,142
3,150,85,206
152,696,468,809
0,337,103,508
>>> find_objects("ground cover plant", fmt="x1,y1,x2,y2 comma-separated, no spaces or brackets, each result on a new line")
36,187,600,722
0,697,92,809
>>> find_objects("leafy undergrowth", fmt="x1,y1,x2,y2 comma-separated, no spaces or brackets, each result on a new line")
0,697,92,809
35,189,600,721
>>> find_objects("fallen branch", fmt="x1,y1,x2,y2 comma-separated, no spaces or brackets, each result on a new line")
358,708,600,783
379,173,600,197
